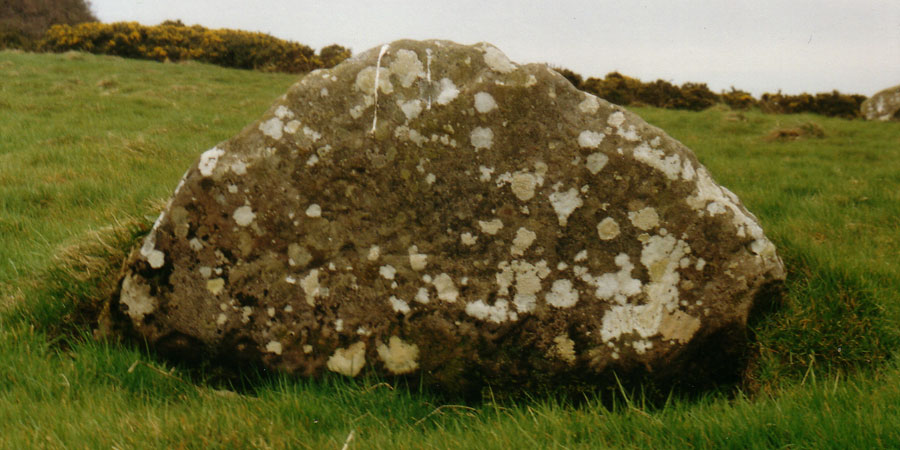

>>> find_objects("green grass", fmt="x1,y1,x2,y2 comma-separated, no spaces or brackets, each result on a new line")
2,50,899,448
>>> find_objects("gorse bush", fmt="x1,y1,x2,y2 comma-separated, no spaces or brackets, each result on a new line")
574,71,720,111
557,69,868,118
760,91,866,119
40,20,350,73
721,87,758,110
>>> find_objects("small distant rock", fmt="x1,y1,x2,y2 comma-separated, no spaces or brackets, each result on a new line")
861,85,900,121
107,39,785,395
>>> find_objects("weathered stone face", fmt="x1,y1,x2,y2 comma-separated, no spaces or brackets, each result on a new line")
109,40,785,394
862,85,900,121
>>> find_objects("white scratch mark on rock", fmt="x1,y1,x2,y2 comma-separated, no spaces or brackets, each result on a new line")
371,44,390,133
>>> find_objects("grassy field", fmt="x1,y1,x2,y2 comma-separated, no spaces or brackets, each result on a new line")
1,50,899,448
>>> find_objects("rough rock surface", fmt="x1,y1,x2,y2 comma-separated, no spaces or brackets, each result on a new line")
862,85,900,121
108,39,785,394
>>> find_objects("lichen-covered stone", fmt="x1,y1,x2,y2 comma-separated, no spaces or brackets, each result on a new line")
108,39,785,395
861,85,900,121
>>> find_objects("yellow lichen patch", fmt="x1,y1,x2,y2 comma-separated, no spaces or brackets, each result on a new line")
326,342,367,377
658,310,701,344
553,334,577,364
478,218,504,235
265,341,283,355
510,173,537,201
376,336,420,374
510,227,537,256
300,269,321,306
206,278,225,295
597,217,620,240
628,207,659,231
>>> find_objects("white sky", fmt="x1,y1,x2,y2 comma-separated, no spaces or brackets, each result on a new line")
90,0,900,96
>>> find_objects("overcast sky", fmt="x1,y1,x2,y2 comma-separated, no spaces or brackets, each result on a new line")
90,0,900,96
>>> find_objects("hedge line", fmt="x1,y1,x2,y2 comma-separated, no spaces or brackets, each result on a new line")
3,17,867,118
38,20,350,72
556,67,867,118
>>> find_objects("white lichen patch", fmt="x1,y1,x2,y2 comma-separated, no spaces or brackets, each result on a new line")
600,234,691,343
461,232,477,246
633,340,653,355
379,265,397,280
216,313,227,326
549,186,583,226
376,336,419,374
120,273,156,322
198,147,225,177
367,245,381,261
553,334,577,363
618,126,641,141
436,77,460,105
274,105,294,119
265,341,283,355
415,287,430,304
481,45,516,73
349,104,366,119
408,246,428,271
300,269,322,306
478,166,494,182
510,172,537,201
389,295,411,314
327,342,367,377
398,99,423,120
578,95,600,114
510,260,547,313
259,117,284,140
432,273,458,302
687,167,776,257
143,248,165,269
388,49,425,87
230,160,247,175
510,227,537,256
607,111,626,128
302,126,322,142
232,205,256,227
478,218,504,235
206,278,225,295
305,203,322,218
240,306,253,323
628,207,660,231
633,142,686,181
584,253,642,304
474,92,498,113
355,66,393,95
470,126,493,150
574,250,588,262
586,152,609,174
597,217,621,240
578,130,605,149
546,279,579,308
465,298,516,323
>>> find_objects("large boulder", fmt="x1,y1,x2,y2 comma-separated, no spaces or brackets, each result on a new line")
107,39,785,394
861,85,900,121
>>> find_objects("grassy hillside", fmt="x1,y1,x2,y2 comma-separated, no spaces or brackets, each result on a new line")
1,50,899,448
